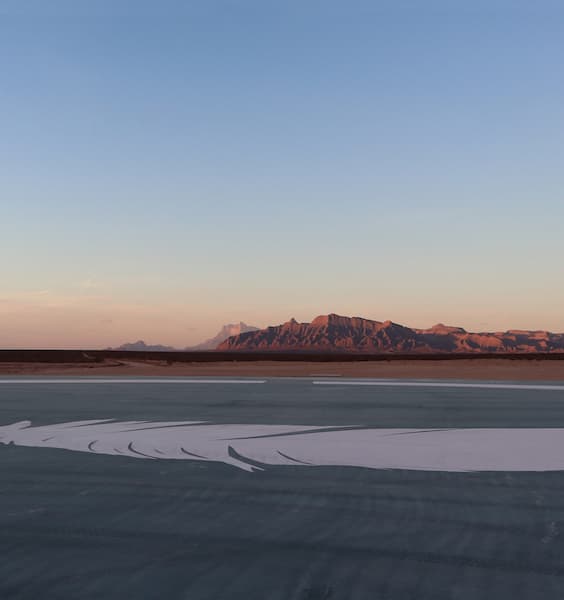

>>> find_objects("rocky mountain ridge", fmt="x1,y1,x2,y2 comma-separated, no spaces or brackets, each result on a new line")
217,314,564,353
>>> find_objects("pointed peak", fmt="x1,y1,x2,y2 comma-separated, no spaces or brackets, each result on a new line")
428,323,467,334
283,317,299,326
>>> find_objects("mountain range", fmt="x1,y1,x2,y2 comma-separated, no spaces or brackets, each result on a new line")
110,340,177,352
111,322,258,352
217,314,564,354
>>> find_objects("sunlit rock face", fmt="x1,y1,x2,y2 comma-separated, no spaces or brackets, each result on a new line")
3,420,564,473
217,313,564,353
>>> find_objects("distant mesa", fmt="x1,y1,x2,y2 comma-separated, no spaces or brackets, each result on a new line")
217,313,564,354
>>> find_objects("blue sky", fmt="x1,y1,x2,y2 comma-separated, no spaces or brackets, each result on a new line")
1,1,563,347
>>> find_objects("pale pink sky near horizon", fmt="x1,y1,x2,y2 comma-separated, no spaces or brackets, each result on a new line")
1,286,563,349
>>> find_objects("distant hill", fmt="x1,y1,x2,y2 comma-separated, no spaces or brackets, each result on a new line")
111,322,259,352
189,322,259,350
110,340,178,352
217,313,564,353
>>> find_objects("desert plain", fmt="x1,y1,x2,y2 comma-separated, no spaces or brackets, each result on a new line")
1,356,564,380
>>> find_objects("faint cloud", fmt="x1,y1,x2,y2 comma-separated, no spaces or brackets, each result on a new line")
0,290,51,303
78,278,100,290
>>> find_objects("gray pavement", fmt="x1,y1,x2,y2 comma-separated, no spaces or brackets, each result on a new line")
2,378,564,599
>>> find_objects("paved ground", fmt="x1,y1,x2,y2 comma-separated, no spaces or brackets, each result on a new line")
2,377,564,599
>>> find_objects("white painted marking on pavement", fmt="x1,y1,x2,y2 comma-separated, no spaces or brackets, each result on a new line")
313,380,564,391
4,420,564,473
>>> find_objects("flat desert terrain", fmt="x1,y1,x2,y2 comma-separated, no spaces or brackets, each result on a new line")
1,357,563,380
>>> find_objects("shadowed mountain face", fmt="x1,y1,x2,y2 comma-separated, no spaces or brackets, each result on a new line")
217,314,564,353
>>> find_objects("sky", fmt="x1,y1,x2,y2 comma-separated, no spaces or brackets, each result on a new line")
1,0,564,348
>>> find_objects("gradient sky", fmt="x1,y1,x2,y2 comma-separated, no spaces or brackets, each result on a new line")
1,0,564,348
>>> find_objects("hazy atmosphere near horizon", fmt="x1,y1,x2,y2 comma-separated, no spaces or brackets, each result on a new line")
2,0,563,349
